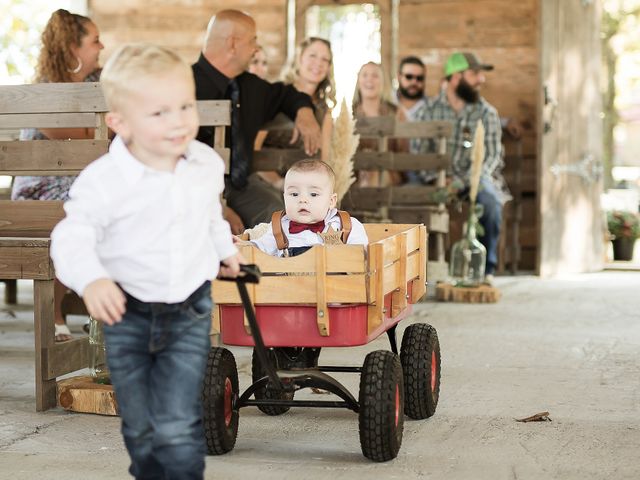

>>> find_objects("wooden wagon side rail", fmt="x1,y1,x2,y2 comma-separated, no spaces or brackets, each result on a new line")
212,224,427,338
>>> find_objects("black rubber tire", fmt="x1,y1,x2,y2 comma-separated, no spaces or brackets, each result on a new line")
202,347,239,455
400,323,441,419
251,347,294,416
358,350,404,462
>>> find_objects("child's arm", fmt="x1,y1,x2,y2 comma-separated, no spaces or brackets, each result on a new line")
51,167,115,302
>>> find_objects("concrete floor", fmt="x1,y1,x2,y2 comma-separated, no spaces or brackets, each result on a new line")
1,272,639,480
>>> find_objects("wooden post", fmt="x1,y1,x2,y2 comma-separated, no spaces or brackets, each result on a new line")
34,279,57,411
3,279,17,304
411,226,428,302
213,125,229,174
95,112,109,140
367,243,384,334
315,246,329,336
391,233,408,317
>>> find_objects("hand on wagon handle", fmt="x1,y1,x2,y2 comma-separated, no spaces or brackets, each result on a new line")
218,251,245,279
83,278,127,326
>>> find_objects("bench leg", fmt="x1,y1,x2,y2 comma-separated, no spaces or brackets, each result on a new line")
4,279,17,304
34,279,57,411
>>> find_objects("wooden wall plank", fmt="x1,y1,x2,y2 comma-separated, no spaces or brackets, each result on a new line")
0,140,109,175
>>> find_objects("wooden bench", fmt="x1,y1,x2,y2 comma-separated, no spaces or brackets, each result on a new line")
0,82,230,411
343,117,452,282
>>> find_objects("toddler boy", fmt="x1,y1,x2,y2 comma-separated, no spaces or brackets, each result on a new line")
51,44,242,479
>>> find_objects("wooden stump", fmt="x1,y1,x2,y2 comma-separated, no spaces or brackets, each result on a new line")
435,282,501,303
57,375,118,416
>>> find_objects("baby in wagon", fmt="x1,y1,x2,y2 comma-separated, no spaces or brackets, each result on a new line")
250,159,368,256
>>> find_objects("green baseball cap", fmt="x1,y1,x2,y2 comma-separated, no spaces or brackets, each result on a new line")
444,52,494,76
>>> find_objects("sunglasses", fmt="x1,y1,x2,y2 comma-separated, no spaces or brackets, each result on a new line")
402,73,425,82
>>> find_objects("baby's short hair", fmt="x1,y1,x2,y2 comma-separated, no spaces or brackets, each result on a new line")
100,43,193,110
286,159,336,189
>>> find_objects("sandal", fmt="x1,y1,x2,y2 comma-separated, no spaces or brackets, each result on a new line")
54,323,73,342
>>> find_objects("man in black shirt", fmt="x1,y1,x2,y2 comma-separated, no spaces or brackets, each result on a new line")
193,9,322,232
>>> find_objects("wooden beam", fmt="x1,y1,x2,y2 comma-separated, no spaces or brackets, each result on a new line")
34,279,56,411
0,83,106,114
0,200,65,237
0,140,109,175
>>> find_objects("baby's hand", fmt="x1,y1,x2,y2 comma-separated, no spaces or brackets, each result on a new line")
219,252,245,278
83,278,126,326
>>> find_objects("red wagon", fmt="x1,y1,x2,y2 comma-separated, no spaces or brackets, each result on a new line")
203,224,441,461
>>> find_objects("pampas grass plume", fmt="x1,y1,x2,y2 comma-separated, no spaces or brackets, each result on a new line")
469,119,485,205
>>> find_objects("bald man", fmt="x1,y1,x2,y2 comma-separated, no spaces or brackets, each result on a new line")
193,10,321,232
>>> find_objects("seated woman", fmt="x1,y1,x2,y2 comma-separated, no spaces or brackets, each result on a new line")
352,62,405,187
11,9,104,341
256,37,337,191
251,159,368,257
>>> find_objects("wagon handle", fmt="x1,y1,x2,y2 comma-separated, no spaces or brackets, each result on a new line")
220,264,285,391
217,263,261,283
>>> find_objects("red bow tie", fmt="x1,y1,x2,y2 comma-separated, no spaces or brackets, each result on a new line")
289,220,325,234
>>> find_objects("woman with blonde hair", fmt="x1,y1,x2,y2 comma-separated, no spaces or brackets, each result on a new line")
258,37,336,189
352,61,405,186
11,8,104,341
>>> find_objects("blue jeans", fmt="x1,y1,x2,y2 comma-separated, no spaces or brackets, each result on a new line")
104,282,212,480
475,179,503,275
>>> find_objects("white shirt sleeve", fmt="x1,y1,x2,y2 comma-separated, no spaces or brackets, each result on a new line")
50,170,112,296
250,226,279,256
209,170,238,262
346,216,369,245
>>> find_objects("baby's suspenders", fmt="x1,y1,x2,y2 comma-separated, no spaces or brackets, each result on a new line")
271,210,352,251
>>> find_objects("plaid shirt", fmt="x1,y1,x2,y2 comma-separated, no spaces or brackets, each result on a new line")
412,90,504,185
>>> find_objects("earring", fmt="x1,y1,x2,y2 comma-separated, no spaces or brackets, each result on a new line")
67,57,83,74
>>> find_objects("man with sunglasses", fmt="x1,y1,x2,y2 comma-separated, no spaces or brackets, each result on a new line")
396,56,428,184
413,52,511,285
397,56,428,122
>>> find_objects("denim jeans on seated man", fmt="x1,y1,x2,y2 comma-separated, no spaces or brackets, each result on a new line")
474,177,503,276
104,281,212,480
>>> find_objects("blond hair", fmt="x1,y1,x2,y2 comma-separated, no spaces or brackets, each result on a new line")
282,38,336,109
352,62,394,113
286,159,336,190
36,9,93,83
100,43,193,110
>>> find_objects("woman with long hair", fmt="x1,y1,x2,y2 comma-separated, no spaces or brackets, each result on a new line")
257,37,336,190
352,61,405,186
11,9,104,341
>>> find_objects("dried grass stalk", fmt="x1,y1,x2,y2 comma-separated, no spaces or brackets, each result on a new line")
469,119,485,205
328,99,359,203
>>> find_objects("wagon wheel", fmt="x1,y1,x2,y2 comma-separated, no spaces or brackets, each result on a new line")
251,347,295,416
202,347,239,455
358,350,404,462
400,323,441,419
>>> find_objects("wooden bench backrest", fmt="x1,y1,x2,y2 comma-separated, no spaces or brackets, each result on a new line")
344,116,452,216
0,82,231,238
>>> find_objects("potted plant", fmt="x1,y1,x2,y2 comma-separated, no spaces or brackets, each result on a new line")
607,210,640,261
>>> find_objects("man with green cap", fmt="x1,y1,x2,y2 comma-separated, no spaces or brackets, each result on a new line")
413,52,510,284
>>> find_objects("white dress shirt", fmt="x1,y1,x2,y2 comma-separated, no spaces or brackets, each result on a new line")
51,136,237,303
250,208,369,257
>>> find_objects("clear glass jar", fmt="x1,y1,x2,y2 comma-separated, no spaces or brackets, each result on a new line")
89,316,111,384
449,214,486,287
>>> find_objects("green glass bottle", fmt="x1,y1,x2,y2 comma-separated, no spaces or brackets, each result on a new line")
449,211,486,287
88,316,111,385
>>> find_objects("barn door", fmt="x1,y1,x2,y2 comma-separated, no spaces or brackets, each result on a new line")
538,0,605,276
